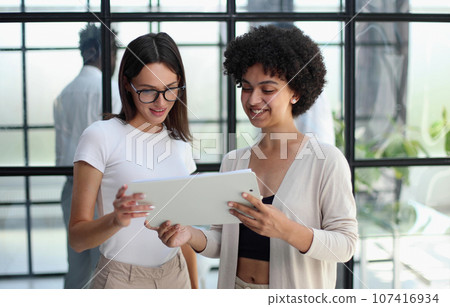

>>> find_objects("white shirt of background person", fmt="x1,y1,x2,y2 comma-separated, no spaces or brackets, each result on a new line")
295,94,336,146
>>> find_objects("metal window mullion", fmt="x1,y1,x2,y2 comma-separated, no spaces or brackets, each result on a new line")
21,21,33,277
218,23,225,136
343,0,356,290
354,13,450,23
226,0,236,152
101,0,112,115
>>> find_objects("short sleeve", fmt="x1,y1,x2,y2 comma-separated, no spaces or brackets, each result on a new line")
73,122,108,173
184,142,197,174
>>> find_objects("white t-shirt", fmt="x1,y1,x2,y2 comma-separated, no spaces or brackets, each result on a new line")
54,65,121,166
74,118,196,267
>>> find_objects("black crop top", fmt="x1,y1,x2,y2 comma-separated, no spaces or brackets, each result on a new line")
237,195,274,262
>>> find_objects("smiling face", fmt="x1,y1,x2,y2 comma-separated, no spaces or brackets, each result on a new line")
126,62,179,130
240,63,298,131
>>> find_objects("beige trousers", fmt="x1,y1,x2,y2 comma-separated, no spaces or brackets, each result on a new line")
91,251,191,289
235,276,269,289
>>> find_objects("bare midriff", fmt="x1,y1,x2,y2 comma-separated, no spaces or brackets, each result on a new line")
236,257,269,284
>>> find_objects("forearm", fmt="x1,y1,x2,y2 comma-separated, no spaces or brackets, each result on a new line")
282,220,314,253
69,212,122,253
181,244,199,289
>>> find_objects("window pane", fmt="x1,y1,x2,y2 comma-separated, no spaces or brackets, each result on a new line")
0,23,22,48
0,0,20,12
0,177,26,204
355,22,450,159
356,0,450,14
0,205,28,275
354,166,450,288
112,22,150,49
26,50,81,126
25,22,86,48
0,130,25,166
237,0,344,12
30,176,65,202
294,21,343,44
29,176,66,274
182,46,222,121
160,22,223,44
191,123,225,163
29,128,55,166
0,51,23,126
321,46,343,115
235,87,248,121
236,122,259,149
31,204,67,274
111,0,225,12
24,0,100,12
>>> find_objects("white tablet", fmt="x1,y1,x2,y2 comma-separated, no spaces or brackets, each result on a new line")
127,169,261,227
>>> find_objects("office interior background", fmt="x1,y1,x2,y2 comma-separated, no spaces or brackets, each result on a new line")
0,0,449,289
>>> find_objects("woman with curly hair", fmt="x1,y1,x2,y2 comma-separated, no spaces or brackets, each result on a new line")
152,25,358,289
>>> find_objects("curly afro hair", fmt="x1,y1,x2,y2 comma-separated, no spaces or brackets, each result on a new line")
224,24,326,117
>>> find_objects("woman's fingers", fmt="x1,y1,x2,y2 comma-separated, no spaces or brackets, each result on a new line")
147,220,183,247
144,220,159,230
127,211,151,219
228,200,261,220
241,192,265,210
116,202,153,213
115,184,128,199
114,193,146,208
160,224,181,244
230,207,259,228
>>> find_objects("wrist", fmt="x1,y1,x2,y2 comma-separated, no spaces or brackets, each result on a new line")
281,219,297,243
185,226,195,246
111,213,124,228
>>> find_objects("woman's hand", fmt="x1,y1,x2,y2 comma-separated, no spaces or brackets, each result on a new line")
112,184,154,227
230,192,314,252
146,221,208,253
145,221,193,248
228,192,293,241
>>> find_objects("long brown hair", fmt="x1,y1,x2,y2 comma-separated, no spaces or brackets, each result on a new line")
113,32,191,142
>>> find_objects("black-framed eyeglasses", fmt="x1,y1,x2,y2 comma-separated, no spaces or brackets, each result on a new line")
129,82,185,104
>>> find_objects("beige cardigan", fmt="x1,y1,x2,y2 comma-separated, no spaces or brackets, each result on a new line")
200,143,358,288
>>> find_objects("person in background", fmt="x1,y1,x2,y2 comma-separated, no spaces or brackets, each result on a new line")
295,93,336,145
53,24,120,289
69,32,198,289
152,25,358,289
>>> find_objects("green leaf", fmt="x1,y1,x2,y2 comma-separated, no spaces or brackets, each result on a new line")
394,167,409,183
446,131,450,155
355,168,381,192
383,136,406,158
416,142,430,157
403,140,418,157
443,107,448,123
429,121,444,139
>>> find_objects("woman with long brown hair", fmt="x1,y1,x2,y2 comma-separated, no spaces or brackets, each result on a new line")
69,32,197,289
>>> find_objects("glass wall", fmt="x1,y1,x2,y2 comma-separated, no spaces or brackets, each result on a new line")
351,1,450,289
355,166,450,288
0,0,449,289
